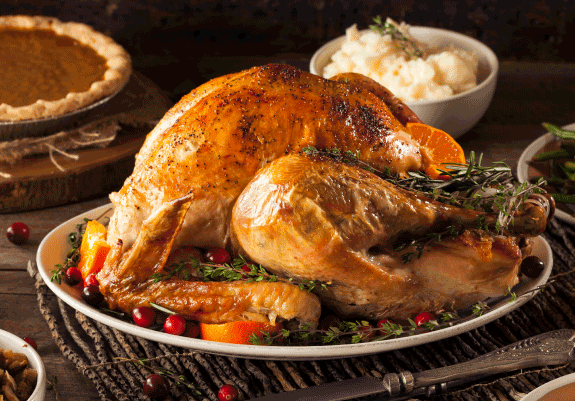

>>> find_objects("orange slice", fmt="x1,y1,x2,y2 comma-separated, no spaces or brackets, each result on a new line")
200,321,282,345
78,220,111,279
407,122,466,179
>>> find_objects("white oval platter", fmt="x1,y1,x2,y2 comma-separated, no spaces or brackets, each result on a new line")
37,204,552,361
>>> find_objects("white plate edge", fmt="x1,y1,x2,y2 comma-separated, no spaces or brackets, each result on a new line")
517,122,575,226
37,204,553,361
521,372,575,400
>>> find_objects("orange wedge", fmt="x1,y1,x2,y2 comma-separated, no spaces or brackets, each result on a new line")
78,220,111,279
407,122,466,179
200,321,282,345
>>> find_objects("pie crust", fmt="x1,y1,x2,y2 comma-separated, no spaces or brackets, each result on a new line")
0,15,132,122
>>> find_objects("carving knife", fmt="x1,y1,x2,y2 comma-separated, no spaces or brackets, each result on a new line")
249,329,575,400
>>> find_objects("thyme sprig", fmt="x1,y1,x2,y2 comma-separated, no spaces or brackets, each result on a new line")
395,224,462,263
50,219,87,284
302,147,546,236
249,302,485,346
151,255,329,293
248,288,529,346
369,16,423,59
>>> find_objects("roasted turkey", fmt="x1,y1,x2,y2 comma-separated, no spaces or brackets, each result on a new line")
98,64,551,329
107,64,424,252
232,153,549,320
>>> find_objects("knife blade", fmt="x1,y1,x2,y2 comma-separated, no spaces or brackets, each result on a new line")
249,329,575,401
248,376,391,401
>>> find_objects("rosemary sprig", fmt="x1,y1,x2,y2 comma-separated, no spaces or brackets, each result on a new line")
137,360,202,394
369,16,423,59
50,220,87,283
151,255,329,293
395,224,461,263
302,146,546,236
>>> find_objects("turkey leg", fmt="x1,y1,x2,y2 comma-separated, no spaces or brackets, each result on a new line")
232,154,550,320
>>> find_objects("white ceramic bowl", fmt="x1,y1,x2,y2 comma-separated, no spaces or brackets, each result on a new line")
0,329,46,401
310,26,499,138
516,122,575,226
521,372,575,401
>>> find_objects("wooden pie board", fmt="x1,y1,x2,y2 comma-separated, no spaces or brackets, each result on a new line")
0,73,173,213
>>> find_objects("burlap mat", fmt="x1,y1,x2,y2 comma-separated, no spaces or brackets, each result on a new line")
27,218,575,401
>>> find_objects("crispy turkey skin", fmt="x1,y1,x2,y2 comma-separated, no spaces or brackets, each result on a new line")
98,64,550,329
107,64,424,252
232,153,548,319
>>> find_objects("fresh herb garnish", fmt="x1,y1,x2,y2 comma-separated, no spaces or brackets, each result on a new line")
151,255,329,293
51,220,86,283
369,16,423,59
303,146,545,236
246,284,542,346
395,224,461,263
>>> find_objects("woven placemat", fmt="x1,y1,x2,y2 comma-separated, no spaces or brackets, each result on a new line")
28,218,575,401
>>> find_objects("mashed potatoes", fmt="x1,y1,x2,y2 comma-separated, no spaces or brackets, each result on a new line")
323,19,479,102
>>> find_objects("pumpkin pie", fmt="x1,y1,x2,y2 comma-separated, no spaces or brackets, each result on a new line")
0,15,131,122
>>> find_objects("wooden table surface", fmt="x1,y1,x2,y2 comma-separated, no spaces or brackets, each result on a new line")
2,60,575,401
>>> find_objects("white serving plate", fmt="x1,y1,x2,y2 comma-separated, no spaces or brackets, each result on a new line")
0,329,46,401
521,373,575,401
517,122,575,226
37,204,552,361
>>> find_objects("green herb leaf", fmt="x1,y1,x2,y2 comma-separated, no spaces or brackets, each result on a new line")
369,16,423,59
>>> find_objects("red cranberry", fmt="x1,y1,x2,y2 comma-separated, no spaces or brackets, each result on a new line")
376,319,392,333
184,321,200,338
83,273,99,287
205,247,231,264
82,284,104,306
241,264,251,275
6,222,30,245
143,374,169,399
359,324,375,340
132,306,157,328
64,267,83,286
437,174,452,181
218,384,238,401
23,337,37,350
164,315,186,336
415,312,435,327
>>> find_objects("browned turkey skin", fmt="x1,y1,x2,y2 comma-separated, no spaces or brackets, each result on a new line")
98,193,322,326
232,153,548,320
107,64,424,253
98,64,550,329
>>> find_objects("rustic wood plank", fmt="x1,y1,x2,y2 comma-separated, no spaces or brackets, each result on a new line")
0,270,36,295
0,197,110,270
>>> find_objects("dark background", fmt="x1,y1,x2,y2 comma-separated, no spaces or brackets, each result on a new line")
3,0,574,102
